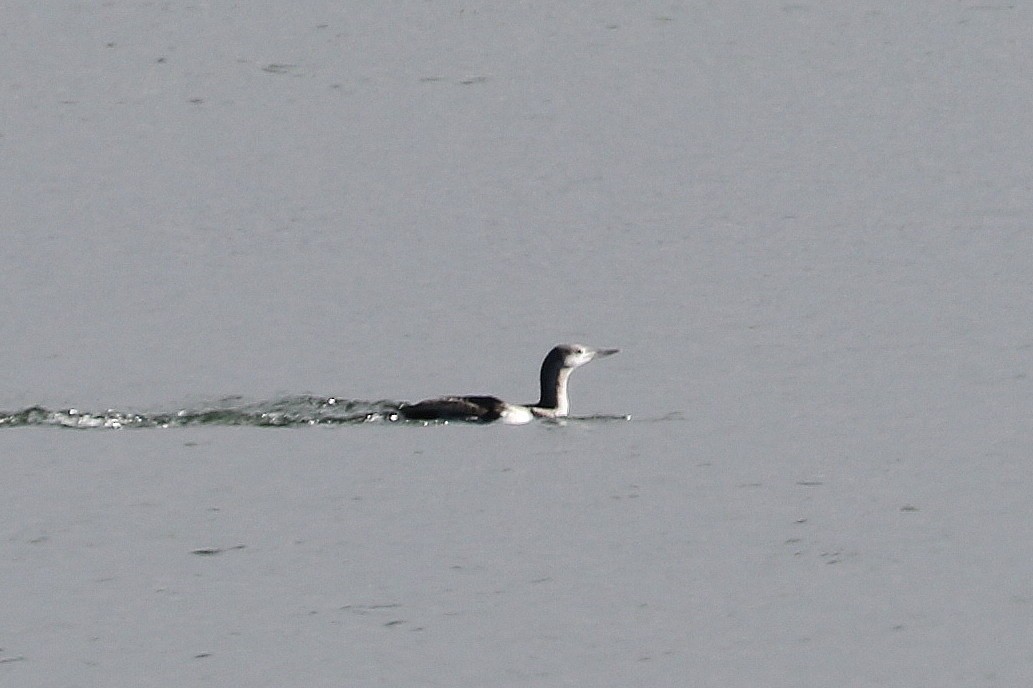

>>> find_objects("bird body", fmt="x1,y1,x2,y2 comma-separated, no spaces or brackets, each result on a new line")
399,344,618,424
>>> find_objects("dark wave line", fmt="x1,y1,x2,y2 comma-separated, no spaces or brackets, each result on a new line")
0,396,403,429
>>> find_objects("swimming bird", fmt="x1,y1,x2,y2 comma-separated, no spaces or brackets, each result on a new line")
399,344,619,424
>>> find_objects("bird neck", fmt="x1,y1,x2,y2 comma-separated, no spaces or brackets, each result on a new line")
537,363,572,416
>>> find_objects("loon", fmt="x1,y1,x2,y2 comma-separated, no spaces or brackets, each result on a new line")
399,344,619,424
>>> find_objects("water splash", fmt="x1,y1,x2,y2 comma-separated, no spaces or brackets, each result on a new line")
0,396,402,429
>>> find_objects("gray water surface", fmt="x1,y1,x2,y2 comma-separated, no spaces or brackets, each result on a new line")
3,2,1033,686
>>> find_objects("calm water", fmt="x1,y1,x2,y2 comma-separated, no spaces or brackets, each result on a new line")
3,2,1033,685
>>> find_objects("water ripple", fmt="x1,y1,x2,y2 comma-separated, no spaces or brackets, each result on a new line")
0,396,402,429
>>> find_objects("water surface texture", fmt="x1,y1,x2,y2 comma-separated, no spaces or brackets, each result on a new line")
0,397,399,428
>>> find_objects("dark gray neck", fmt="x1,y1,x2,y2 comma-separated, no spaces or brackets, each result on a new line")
535,350,572,416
